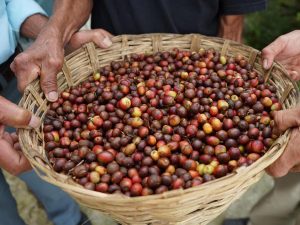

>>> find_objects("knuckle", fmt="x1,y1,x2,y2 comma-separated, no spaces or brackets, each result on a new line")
41,76,57,89
10,62,16,72
262,48,270,55
98,28,105,33
93,31,104,40
277,35,286,44
48,57,63,69
14,52,29,65
18,110,30,125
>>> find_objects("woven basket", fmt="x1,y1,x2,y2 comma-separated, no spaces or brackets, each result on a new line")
18,34,299,225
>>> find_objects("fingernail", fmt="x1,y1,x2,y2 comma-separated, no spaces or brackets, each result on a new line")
291,70,298,76
46,91,58,102
102,37,112,48
29,115,40,128
263,59,268,70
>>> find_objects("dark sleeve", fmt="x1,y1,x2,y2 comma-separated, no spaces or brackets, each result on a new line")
220,0,267,15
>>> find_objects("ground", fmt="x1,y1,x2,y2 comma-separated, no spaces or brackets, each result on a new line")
4,171,273,225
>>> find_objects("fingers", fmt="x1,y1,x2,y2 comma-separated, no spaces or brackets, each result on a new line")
92,30,113,48
266,128,300,177
0,96,40,128
3,132,14,146
5,132,21,151
288,70,300,81
12,51,61,102
16,67,40,93
14,142,22,151
10,53,41,93
40,50,63,102
98,29,113,38
69,29,113,51
10,132,18,143
0,139,31,175
40,69,59,102
272,107,300,135
11,32,64,101
262,36,286,70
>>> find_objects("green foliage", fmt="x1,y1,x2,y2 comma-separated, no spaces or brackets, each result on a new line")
244,0,300,50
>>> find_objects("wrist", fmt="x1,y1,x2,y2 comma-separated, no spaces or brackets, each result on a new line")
48,16,79,46
37,22,64,47
20,13,48,39
219,15,244,42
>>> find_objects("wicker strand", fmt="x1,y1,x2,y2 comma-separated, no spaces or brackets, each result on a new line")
248,49,259,66
26,87,45,109
221,40,230,56
190,35,202,52
152,35,162,52
280,84,294,103
62,60,74,87
264,64,275,82
85,42,99,73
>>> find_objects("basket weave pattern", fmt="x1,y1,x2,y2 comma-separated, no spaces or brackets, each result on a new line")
18,34,298,225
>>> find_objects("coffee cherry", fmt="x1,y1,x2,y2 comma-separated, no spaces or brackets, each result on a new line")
119,97,131,110
96,183,109,193
73,165,88,178
203,123,213,134
97,151,114,164
249,140,264,153
130,183,143,196
147,175,162,189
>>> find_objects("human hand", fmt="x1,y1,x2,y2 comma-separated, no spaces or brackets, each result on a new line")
266,107,300,177
11,28,113,102
262,30,300,81
11,26,64,102
0,96,40,175
66,29,113,54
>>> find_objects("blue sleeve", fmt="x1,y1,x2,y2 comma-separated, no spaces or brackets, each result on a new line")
5,0,47,33
220,0,267,15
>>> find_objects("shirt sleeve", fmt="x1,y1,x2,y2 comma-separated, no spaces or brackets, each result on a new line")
5,0,47,33
220,0,267,15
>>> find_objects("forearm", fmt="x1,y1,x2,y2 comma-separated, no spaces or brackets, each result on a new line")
48,0,93,45
218,15,244,43
20,13,48,39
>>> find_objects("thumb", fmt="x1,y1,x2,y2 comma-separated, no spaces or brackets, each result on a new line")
262,36,286,70
272,107,300,135
0,96,40,128
67,29,113,53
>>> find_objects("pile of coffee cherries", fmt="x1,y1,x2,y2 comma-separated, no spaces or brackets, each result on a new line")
43,48,281,196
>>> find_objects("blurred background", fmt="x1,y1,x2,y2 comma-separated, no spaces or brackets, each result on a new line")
5,1,300,225
244,0,300,49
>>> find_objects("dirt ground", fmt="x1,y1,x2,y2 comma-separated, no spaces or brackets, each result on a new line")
4,171,273,225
